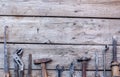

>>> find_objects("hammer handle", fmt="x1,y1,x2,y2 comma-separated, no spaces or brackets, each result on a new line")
41,63,48,77
4,73,10,77
111,62,120,77
82,61,87,77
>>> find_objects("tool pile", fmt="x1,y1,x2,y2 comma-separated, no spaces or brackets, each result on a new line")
3,26,120,77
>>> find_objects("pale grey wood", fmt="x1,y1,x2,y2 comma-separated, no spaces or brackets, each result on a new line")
0,0,119,3
0,1,120,17
0,17,120,44
0,69,112,77
0,44,118,69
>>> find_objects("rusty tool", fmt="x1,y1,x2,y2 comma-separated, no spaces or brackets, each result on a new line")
69,62,75,77
77,57,91,77
13,48,24,77
95,52,100,77
27,54,32,77
14,60,19,77
34,58,52,77
56,64,64,77
102,45,109,77
13,49,22,77
111,36,120,77
4,26,10,77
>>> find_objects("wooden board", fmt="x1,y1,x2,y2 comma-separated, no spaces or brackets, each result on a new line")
1,0,119,3
0,17,120,44
0,0,120,18
0,69,112,77
0,44,118,69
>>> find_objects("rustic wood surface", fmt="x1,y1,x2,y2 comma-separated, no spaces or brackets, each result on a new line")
0,69,112,77
0,0,120,76
0,17,120,44
0,44,119,70
0,0,120,18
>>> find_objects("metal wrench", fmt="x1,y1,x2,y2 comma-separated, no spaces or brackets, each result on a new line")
69,62,75,77
56,64,64,77
102,45,109,77
95,52,100,77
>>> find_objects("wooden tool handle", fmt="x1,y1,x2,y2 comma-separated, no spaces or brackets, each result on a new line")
41,63,48,77
111,62,120,77
82,61,87,77
4,73,10,77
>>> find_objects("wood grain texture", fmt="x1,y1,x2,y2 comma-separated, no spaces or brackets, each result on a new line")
0,17,120,44
0,69,112,77
1,0,120,3
0,44,118,69
0,0,120,18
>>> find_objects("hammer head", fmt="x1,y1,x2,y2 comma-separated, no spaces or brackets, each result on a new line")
77,56,91,62
34,58,52,64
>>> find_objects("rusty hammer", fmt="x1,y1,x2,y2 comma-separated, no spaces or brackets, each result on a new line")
77,57,91,77
34,58,52,77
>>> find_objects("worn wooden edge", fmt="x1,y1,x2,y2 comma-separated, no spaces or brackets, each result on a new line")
1,0,120,4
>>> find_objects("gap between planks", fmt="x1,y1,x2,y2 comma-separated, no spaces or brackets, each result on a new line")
0,15,120,20
0,68,112,71
0,42,116,46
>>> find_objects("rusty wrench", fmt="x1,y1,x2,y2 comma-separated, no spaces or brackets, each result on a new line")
56,64,64,77
69,62,75,77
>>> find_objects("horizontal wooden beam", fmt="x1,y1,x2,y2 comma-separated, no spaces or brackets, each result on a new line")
0,44,118,69
0,17,120,44
1,0,119,3
0,1,120,18
0,69,112,77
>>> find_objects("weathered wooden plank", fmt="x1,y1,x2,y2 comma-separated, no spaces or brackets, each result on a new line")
1,0,119,4
32,71,112,77
0,1,120,18
0,17,120,44
0,69,112,77
0,44,118,69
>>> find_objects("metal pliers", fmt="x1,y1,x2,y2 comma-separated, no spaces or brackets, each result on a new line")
13,48,24,77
